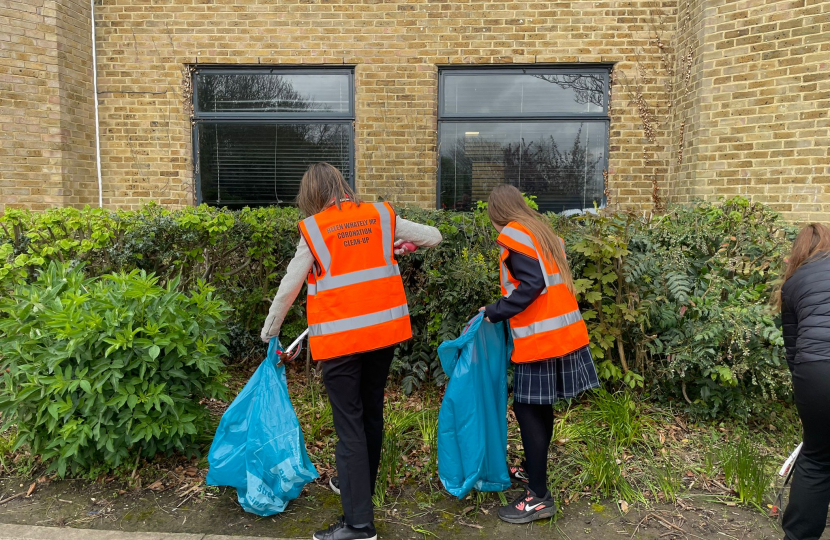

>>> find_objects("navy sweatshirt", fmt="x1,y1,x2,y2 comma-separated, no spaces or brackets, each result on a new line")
484,250,546,323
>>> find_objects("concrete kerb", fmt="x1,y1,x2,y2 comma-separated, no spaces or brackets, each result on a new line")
0,525,300,540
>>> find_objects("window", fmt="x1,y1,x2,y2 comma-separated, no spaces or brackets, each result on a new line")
437,67,610,214
192,68,354,208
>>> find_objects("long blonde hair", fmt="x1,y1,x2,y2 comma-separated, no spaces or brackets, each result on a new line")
296,163,360,216
487,185,575,296
772,223,830,308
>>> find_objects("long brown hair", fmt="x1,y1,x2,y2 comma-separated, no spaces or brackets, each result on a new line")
773,223,830,308
487,185,576,296
296,162,360,216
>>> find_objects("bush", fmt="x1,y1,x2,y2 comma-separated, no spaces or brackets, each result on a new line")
0,262,229,476
0,205,304,352
0,197,796,419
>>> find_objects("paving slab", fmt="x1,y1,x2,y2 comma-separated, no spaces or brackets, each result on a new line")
0,525,299,540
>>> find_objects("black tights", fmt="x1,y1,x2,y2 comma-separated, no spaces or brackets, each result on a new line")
513,401,554,497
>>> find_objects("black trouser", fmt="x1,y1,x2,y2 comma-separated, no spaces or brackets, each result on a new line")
513,401,554,497
783,361,830,540
321,346,394,526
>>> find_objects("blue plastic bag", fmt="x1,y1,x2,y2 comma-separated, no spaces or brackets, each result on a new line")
207,337,318,515
437,313,512,498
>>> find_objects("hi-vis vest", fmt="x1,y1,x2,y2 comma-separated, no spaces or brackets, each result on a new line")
298,201,412,361
497,221,589,363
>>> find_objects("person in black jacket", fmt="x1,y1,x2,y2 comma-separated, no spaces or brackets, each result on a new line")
778,223,830,540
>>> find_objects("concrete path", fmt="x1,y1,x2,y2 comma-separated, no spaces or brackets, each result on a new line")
0,525,299,540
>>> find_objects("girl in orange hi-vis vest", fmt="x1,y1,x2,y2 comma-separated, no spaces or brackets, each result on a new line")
260,163,441,540
480,185,599,525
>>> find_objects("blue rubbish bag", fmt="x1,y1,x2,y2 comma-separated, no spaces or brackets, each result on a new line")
206,337,318,516
437,313,512,498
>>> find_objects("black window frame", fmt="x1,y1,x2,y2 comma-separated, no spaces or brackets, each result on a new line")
436,65,612,212
191,66,356,207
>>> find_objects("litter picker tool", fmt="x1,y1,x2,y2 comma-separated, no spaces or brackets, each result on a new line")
773,442,803,522
278,328,309,366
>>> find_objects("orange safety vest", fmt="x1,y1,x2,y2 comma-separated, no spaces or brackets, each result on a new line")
298,201,412,361
497,221,590,363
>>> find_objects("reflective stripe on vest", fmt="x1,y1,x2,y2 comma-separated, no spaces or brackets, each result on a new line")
510,309,583,339
376,202,393,263
499,248,517,296
304,214,332,270
307,264,401,295
499,227,563,292
299,201,413,360
309,304,409,337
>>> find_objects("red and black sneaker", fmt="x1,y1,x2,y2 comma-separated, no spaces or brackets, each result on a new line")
508,464,529,485
497,488,557,524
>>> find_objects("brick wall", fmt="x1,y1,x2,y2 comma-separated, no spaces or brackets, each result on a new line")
670,0,830,222
667,0,707,204
89,0,677,210
5,1,826,220
55,0,97,207
0,0,96,213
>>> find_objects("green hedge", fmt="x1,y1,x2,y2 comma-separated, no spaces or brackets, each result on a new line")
0,198,796,418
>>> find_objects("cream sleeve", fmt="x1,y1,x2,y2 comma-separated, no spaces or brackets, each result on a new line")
259,237,314,343
395,216,442,247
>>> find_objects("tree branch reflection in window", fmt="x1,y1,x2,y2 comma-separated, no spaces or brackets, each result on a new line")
530,74,605,108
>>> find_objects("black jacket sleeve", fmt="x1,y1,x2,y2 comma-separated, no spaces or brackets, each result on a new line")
484,250,546,323
781,291,798,370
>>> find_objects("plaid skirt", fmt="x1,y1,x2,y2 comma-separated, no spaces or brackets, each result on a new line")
513,345,600,405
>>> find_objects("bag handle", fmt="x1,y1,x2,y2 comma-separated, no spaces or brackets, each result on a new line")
462,312,485,335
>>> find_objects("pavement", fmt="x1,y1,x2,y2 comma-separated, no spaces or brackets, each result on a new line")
0,525,299,540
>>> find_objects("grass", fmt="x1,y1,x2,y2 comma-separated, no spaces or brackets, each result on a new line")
643,457,682,503
0,430,18,473
374,407,427,506
576,435,641,503
0,360,790,535
540,389,660,505
718,435,773,509
0,429,39,478
417,410,439,481
529,389,780,512
580,388,655,449
281,369,783,517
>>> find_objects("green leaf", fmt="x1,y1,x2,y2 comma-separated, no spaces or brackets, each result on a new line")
47,403,60,420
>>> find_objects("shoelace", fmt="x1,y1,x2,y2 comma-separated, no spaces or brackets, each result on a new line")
323,516,346,533
513,489,542,509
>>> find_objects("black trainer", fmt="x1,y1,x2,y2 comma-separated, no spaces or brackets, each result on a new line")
497,488,557,524
508,464,529,485
313,516,377,540
329,476,340,495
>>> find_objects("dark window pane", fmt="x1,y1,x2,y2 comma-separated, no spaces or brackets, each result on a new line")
198,123,351,209
439,122,606,214
196,73,351,114
442,72,605,116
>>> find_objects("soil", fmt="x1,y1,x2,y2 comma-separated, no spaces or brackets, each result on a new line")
0,476,782,540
